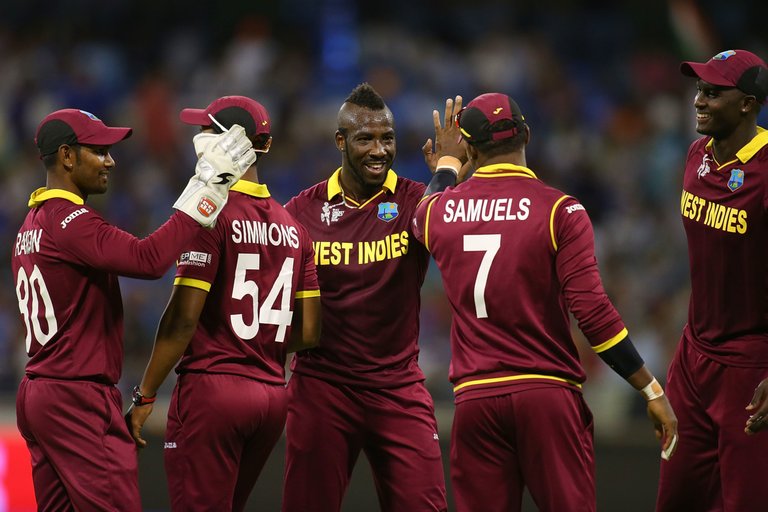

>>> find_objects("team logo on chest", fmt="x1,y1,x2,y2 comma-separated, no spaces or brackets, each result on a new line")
377,202,399,222
696,154,712,179
321,201,345,225
727,169,744,192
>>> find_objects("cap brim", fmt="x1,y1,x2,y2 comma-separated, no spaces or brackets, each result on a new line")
81,126,133,146
179,108,212,126
680,61,735,87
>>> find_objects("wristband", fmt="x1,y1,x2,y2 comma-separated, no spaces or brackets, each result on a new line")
131,385,157,406
435,156,461,175
640,378,665,401
424,169,458,196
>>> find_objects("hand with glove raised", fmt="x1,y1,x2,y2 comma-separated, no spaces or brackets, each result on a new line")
174,124,257,227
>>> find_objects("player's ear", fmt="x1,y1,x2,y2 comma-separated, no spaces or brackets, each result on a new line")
59,145,75,171
335,131,345,152
741,95,757,114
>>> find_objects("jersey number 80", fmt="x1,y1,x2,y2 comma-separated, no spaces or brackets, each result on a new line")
16,265,58,353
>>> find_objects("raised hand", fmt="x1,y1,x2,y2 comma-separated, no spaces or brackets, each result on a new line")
174,124,257,227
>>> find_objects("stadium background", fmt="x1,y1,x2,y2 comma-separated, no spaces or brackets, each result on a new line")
0,0,766,510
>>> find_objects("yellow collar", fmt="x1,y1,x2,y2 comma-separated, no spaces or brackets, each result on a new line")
231,179,270,198
472,163,538,179
705,126,768,163
28,188,85,208
326,167,398,201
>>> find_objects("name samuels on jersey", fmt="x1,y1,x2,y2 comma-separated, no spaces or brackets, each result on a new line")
443,197,531,223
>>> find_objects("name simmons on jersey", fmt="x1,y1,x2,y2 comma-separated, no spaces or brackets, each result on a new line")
231,219,300,248
443,197,531,223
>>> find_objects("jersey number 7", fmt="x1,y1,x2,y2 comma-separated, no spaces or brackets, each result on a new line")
463,234,501,319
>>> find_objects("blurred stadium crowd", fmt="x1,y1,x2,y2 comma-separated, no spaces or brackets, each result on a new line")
1,0,766,434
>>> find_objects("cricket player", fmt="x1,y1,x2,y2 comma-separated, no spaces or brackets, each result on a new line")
126,96,322,511
657,49,768,512
282,83,447,512
12,108,255,510
412,92,678,512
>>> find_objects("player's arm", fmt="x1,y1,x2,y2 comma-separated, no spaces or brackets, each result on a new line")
59,127,255,279
286,294,321,353
126,285,207,448
596,335,679,459
286,228,321,353
745,377,768,435
422,96,472,197
553,197,678,459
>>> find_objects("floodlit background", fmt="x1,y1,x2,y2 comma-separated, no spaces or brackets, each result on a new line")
1,0,766,510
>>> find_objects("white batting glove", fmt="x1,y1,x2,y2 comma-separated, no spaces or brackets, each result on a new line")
174,125,257,227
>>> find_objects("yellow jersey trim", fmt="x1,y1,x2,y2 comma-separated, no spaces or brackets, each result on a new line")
549,195,570,251
423,195,441,252
231,180,270,198
28,188,85,208
592,327,629,353
706,127,768,168
326,168,398,202
295,290,321,299
174,277,211,292
454,373,582,393
472,163,538,179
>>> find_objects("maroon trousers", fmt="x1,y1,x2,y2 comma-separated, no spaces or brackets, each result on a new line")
16,376,141,512
164,372,287,512
283,373,447,512
657,334,768,512
451,385,595,512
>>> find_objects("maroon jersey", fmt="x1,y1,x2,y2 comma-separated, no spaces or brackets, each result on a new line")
285,169,429,388
174,180,320,384
679,129,768,366
11,188,200,384
413,163,626,402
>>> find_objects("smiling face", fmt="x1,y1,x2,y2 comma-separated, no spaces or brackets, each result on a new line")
69,144,115,196
693,80,752,139
336,103,396,200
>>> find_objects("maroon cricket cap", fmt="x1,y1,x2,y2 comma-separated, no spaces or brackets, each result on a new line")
457,93,526,143
179,96,271,137
35,109,132,156
681,49,768,103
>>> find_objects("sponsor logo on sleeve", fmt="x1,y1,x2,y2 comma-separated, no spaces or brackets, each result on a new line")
565,203,585,214
178,251,211,267
60,207,89,229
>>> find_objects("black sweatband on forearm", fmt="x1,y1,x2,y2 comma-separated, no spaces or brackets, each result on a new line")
596,336,645,379
424,169,458,196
